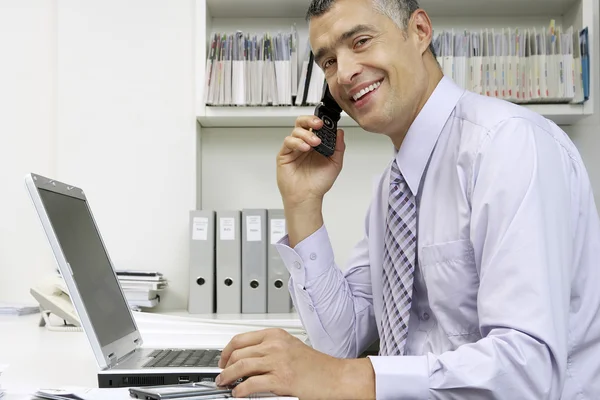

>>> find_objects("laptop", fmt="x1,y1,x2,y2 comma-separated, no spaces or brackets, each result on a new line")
25,173,223,388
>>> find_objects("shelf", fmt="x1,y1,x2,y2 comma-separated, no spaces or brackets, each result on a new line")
206,0,579,19
196,103,591,128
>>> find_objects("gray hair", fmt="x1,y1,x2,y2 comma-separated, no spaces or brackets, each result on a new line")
306,0,437,58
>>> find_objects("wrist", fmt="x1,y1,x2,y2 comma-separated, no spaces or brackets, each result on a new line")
335,358,376,400
283,198,324,248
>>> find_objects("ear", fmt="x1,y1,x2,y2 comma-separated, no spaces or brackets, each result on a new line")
409,9,434,56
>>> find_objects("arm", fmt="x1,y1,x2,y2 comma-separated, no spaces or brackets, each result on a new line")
368,118,571,399
275,206,378,359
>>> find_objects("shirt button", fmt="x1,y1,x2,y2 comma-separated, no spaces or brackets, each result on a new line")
422,312,430,321
293,261,301,269
310,252,317,260
308,305,314,312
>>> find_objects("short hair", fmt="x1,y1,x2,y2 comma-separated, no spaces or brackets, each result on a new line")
306,0,437,58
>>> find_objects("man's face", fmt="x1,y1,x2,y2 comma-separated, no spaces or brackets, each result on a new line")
309,0,429,135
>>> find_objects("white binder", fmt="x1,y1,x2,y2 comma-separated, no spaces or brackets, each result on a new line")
188,210,216,314
216,210,242,314
267,209,291,313
241,209,268,313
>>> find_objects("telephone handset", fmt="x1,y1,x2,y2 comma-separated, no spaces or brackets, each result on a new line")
312,81,342,158
30,276,82,332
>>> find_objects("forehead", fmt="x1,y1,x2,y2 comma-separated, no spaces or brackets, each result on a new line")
308,0,381,48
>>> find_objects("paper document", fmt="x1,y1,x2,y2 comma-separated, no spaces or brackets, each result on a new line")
30,386,298,400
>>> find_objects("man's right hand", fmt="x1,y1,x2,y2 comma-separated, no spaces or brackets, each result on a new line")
276,115,346,208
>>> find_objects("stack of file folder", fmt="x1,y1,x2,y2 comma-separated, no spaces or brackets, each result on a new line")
115,270,168,310
432,21,589,104
204,21,590,109
188,209,293,315
204,25,327,107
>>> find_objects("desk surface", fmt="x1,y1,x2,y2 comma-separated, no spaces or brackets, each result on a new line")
0,311,303,399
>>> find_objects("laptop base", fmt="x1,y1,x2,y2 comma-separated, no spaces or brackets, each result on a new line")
98,371,219,388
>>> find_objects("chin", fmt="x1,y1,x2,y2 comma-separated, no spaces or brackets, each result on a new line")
353,113,391,134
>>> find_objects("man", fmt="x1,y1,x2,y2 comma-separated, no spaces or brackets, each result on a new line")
215,0,600,398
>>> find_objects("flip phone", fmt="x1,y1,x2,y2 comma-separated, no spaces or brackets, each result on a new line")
312,81,342,157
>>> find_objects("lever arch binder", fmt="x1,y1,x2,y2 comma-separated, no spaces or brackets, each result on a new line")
216,210,242,314
188,210,216,314
267,209,291,313
241,209,268,314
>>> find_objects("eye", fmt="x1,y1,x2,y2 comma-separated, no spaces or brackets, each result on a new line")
354,37,370,48
323,59,336,69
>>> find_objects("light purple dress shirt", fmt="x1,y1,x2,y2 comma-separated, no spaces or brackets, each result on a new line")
274,76,600,399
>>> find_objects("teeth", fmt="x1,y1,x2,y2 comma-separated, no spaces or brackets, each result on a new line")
353,81,381,101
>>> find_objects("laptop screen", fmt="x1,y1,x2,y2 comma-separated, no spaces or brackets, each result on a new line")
38,188,136,347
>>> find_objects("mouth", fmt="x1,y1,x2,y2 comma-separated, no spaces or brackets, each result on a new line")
350,79,383,108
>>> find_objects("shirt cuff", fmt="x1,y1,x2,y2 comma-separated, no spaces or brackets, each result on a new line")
367,355,429,400
274,224,335,288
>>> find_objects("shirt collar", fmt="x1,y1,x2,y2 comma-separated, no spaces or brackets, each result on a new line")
394,76,465,197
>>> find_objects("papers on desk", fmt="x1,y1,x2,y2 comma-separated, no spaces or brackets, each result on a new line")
116,270,168,311
30,386,298,399
0,302,39,316
0,364,7,399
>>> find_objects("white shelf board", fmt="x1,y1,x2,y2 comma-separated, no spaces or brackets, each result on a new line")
206,0,579,19
197,103,591,128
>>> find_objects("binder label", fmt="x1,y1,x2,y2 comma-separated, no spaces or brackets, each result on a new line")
270,219,286,244
220,217,235,241
192,217,209,241
246,216,262,242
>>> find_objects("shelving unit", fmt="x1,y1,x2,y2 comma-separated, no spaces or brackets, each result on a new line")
196,0,595,128
194,0,596,269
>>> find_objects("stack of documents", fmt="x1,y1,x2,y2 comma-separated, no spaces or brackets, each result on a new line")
116,270,167,310
204,25,326,107
0,364,7,399
432,21,587,104
0,302,40,316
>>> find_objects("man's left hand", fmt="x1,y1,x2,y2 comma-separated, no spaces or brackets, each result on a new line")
216,328,345,399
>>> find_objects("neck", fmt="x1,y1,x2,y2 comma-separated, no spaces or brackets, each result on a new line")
390,54,444,150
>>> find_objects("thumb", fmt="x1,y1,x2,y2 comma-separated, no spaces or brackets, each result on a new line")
330,129,346,165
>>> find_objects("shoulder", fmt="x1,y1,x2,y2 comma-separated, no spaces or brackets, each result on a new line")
448,91,583,168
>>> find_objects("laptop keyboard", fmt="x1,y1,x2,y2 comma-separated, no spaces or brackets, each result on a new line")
143,349,221,368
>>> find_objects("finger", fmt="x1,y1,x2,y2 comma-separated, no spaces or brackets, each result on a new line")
224,343,268,369
295,115,323,130
330,129,346,163
282,135,312,153
218,357,270,387
291,127,321,147
232,374,282,399
219,330,269,368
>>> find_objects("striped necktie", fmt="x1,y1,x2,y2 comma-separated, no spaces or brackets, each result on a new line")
379,159,417,356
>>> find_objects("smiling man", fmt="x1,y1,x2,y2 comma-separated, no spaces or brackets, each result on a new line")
215,0,600,399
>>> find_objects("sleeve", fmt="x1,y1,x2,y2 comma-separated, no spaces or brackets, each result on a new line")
368,118,571,399
274,207,379,359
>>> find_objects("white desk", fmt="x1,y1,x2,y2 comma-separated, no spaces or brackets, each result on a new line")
0,311,303,399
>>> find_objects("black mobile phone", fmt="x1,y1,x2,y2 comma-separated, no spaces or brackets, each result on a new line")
128,382,233,400
312,81,342,158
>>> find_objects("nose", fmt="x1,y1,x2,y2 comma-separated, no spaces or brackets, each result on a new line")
336,52,361,86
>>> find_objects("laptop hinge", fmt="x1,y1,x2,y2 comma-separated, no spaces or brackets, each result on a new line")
107,352,118,368
108,347,138,368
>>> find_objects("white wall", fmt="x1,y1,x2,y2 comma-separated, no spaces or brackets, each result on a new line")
566,0,600,198
55,0,197,311
0,1,57,303
0,0,197,312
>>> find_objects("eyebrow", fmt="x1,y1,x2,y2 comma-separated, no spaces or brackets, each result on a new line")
313,24,378,66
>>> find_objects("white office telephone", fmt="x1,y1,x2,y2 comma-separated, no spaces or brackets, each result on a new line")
30,277,82,332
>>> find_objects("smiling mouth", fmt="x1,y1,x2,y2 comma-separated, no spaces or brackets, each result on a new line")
351,79,383,102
